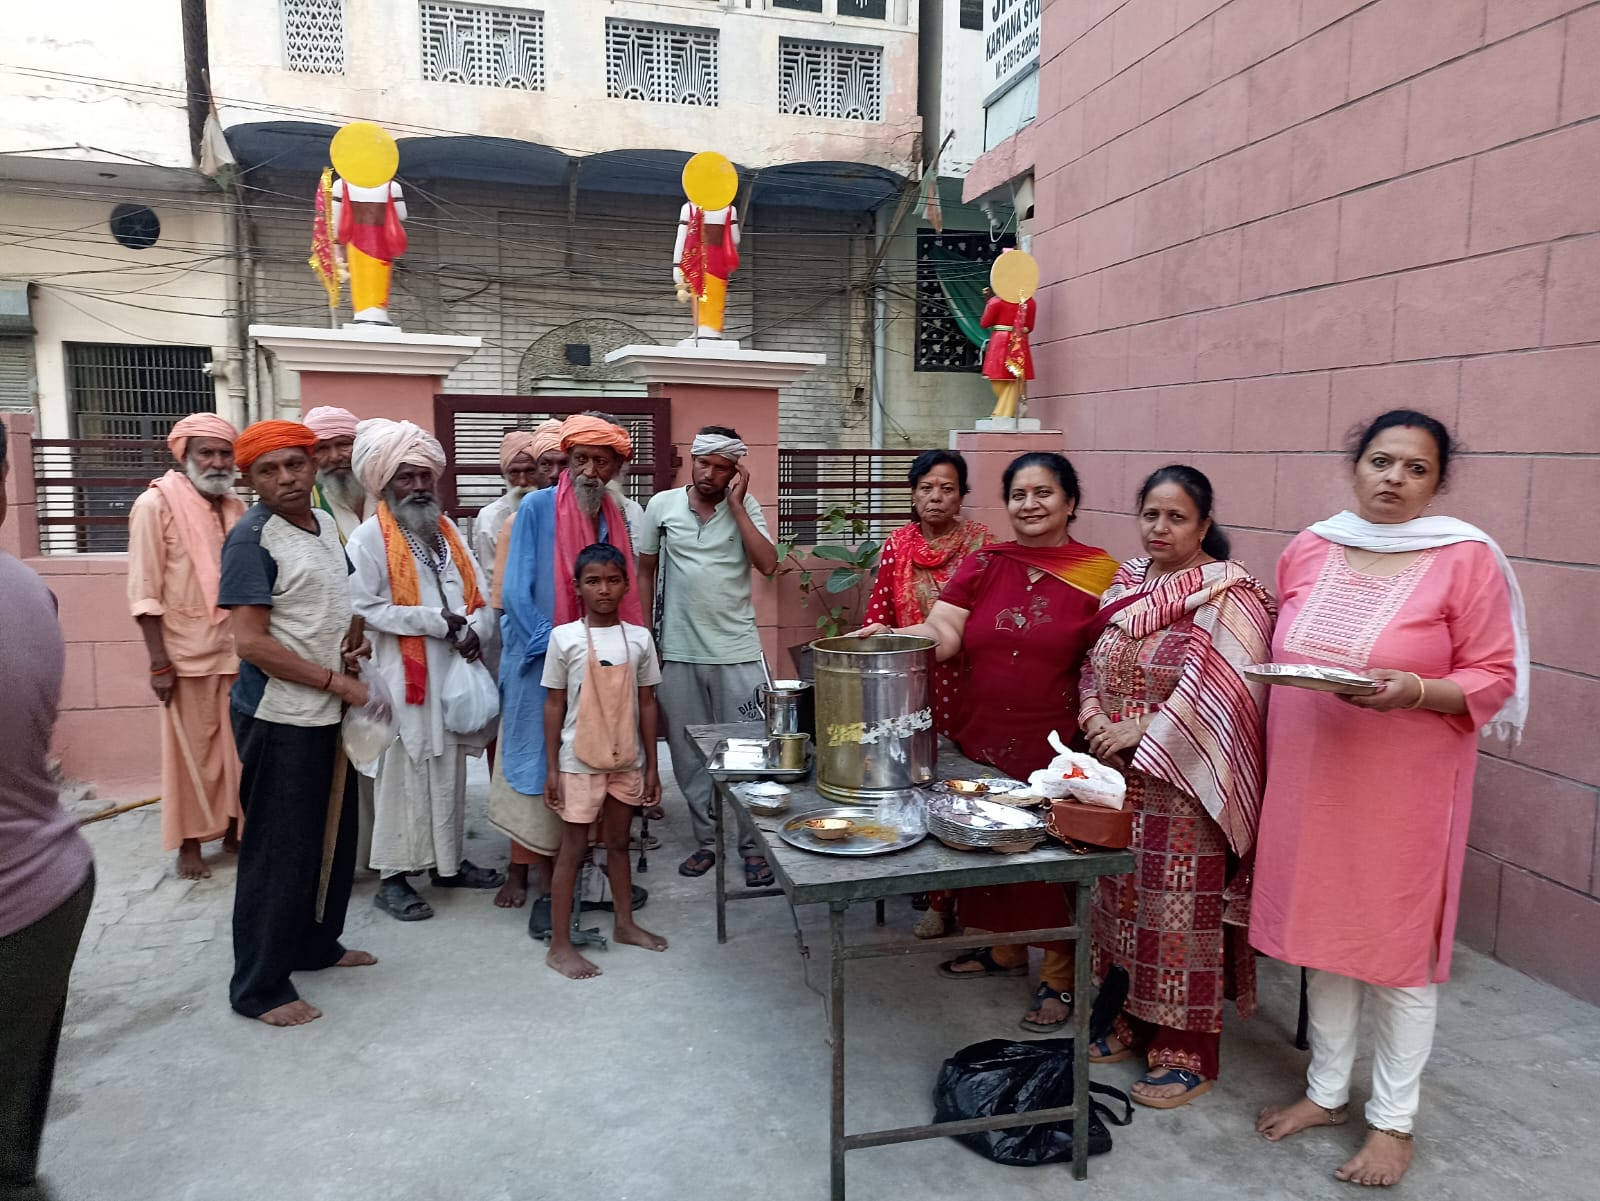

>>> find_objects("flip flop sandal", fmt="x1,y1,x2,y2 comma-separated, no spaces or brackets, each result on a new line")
526,893,553,939
375,880,434,922
744,857,775,888
1018,984,1075,1033
583,884,649,912
1088,1035,1135,1064
1132,1068,1214,1110
678,849,717,877
430,860,506,890
937,947,1028,980
631,833,661,851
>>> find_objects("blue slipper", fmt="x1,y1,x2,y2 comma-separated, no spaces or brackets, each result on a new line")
1133,1068,1214,1109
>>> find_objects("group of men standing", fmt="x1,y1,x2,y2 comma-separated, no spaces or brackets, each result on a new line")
123,404,779,1024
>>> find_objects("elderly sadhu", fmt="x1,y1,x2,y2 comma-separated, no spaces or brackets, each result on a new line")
219,421,375,1027
487,418,565,616
127,412,247,880
638,424,778,886
496,414,647,937
347,418,503,922
303,405,367,542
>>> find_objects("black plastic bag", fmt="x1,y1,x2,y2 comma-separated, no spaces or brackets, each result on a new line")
932,1039,1132,1167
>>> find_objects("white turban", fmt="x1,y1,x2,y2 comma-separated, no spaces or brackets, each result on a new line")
691,432,747,461
351,417,447,497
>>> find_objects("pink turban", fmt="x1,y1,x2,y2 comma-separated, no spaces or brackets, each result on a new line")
167,412,239,462
560,414,631,459
498,430,538,477
302,405,361,442
351,418,447,496
529,418,566,462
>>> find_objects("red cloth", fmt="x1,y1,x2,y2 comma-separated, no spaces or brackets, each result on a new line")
336,184,408,260
861,519,991,737
980,296,1035,381
550,473,643,628
679,205,740,297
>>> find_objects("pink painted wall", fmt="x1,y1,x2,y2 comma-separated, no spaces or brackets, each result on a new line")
1029,0,1600,1002
299,371,442,431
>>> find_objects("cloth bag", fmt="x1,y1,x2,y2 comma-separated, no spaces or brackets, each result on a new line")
932,1039,1132,1166
440,652,500,736
572,623,638,771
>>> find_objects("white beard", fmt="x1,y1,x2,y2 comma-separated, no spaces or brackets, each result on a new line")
185,460,235,499
503,485,530,505
392,494,443,539
319,467,366,513
574,475,606,516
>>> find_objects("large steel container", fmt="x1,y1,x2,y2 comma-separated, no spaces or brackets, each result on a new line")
811,634,937,803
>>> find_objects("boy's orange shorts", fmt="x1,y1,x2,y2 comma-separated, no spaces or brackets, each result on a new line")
557,769,645,824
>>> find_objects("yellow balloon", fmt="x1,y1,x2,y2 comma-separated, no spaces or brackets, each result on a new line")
990,251,1040,304
682,151,739,210
330,122,399,189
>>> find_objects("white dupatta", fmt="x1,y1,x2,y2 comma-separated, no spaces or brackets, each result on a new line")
1308,510,1529,742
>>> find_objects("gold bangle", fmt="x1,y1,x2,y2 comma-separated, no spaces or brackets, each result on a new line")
1402,672,1427,710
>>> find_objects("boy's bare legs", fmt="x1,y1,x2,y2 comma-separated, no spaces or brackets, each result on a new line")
603,798,666,952
546,823,601,979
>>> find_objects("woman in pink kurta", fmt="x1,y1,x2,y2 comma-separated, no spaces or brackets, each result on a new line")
1252,411,1525,1189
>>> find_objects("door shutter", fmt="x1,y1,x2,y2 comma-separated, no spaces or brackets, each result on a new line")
0,337,35,411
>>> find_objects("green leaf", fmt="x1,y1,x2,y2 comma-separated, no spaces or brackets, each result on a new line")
811,544,856,563
854,539,882,565
774,540,794,563
824,567,861,594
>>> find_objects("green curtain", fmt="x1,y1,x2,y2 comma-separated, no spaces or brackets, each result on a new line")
926,245,991,349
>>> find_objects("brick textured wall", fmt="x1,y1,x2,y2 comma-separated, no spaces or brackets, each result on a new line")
1032,0,1600,1003
247,177,870,447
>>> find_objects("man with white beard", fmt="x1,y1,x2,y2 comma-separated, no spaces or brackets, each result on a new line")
127,412,248,880
303,405,367,542
347,419,504,921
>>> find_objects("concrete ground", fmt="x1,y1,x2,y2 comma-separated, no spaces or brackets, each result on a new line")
40,754,1600,1201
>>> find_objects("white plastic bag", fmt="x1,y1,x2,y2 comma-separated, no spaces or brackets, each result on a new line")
1026,730,1127,810
441,651,500,736
342,659,397,766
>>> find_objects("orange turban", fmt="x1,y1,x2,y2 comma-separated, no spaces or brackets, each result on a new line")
560,414,631,459
498,430,538,477
529,418,566,463
167,412,239,461
234,421,317,470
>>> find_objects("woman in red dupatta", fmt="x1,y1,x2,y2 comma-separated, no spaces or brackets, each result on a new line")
1080,466,1274,1110
859,452,1118,1033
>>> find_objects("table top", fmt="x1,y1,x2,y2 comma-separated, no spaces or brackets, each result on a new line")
688,723,1134,907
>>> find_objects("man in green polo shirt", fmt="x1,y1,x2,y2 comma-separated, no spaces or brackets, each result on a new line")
637,425,779,887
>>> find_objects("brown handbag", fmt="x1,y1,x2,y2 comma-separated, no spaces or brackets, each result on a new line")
1045,799,1135,850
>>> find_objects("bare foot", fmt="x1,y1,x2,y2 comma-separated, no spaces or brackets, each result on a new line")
257,999,321,1027
494,864,529,909
336,949,378,967
614,921,668,952
1258,1096,1349,1141
1335,1129,1414,1186
546,945,602,979
223,821,240,854
176,841,211,880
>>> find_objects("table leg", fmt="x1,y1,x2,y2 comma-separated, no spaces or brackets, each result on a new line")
874,899,885,927
830,901,847,1201
1072,879,1091,1181
714,782,728,945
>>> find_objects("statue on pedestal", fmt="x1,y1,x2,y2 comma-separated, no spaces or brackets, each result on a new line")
981,249,1040,421
328,123,408,327
673,152,741,343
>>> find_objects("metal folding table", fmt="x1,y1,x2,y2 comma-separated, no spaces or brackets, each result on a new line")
689,722,1134,1200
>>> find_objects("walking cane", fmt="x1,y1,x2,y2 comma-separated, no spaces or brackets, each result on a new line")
170,712,218,829
315,742,349,923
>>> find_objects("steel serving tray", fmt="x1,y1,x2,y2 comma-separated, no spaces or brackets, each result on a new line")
776,806,926,857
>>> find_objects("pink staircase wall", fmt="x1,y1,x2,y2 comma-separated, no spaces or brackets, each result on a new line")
1028,0,1600,1002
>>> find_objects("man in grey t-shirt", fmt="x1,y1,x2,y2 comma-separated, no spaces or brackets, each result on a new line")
637,426,778,886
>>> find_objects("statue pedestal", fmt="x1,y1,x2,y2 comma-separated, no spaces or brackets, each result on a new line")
249,324,482,434
974,416,1043,432
605,342,826,671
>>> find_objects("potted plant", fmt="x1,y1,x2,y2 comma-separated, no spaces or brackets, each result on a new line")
771,506,882,680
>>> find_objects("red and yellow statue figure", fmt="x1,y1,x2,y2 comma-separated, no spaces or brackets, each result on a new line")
329,122,408,326
980,249,1040,420
673,152,741,343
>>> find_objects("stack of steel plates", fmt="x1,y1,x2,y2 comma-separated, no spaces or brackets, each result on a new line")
927,794,1047,853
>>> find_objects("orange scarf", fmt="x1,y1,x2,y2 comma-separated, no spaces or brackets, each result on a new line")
984,540,1119,599
377,502,484,705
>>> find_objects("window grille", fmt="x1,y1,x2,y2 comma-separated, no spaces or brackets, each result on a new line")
837,0,887,19
421,2,545,89
281,0,345,73
778,38,883,121
605,19,719,106
915,231,1012,372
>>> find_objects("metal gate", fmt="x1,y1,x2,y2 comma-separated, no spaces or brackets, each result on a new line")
434,394,676,518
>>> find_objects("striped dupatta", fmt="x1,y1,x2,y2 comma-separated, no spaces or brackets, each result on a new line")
1112,560,1276,860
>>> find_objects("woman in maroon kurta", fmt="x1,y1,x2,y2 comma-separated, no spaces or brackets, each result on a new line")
858,452,1117,1032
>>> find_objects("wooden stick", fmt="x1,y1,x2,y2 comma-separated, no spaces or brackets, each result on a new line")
78,796,161,826
170,711,218,828
315,746,349,923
